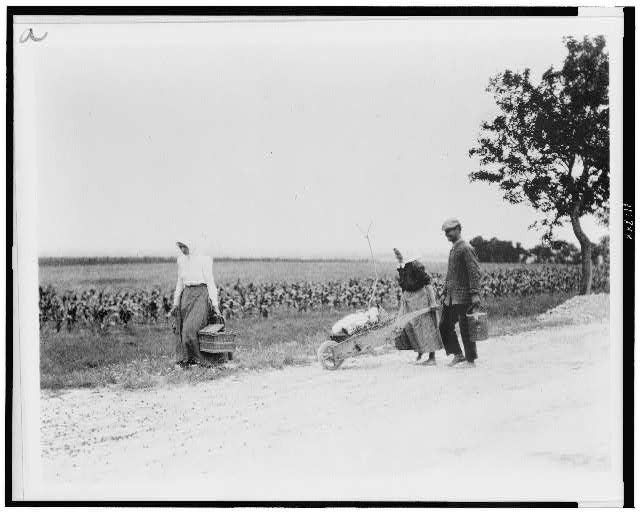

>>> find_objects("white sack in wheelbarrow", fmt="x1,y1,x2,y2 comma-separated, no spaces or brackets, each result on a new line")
331,307,380,336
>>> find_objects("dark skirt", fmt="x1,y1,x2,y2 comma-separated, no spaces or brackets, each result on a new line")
175,285,211,363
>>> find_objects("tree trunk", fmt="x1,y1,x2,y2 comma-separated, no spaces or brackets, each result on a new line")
570,203,593,295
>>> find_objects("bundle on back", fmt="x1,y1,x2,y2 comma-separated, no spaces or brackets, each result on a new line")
397,259,431,292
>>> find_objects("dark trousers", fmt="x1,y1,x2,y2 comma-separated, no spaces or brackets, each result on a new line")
439,303,477,362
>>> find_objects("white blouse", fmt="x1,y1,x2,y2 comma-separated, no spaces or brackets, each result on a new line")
173,254,219,307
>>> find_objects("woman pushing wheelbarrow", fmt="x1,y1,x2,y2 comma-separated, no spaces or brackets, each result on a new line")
391,248,444,365
316,246,444,370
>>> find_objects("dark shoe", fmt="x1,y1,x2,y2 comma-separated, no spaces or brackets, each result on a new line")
416,352,424,361
447,354,466,367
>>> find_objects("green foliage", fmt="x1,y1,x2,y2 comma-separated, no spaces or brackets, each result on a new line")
39,260,417,292
469,35,609,238
469,235,587,264
39,265,609,332
528,240,581,264
470,236,527,263
591,234,610,265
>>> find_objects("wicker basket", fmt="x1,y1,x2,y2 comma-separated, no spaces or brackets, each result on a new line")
198,324,237,354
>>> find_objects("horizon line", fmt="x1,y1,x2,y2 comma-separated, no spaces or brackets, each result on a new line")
37,255,430,265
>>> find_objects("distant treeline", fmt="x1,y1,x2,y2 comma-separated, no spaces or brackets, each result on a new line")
39,234,610,267
39,256,369,266
40,256,175,266
470,235,609,265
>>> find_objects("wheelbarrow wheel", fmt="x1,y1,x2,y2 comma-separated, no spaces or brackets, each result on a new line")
317,340,344,370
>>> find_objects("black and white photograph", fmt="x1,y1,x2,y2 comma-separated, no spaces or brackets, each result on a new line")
10,8,629,504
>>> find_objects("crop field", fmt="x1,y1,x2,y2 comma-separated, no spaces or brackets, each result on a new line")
39,259,438,291
40,259,564,291
39,259,602,292
39,260,609,331
38,259,609,389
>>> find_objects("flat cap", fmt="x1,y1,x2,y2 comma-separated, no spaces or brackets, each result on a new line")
442,218,461,231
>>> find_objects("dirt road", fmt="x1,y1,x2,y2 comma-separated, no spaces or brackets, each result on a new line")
39,320,621,502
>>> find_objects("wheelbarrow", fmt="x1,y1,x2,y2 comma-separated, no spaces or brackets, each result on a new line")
316,307,399,370
317,306,443,370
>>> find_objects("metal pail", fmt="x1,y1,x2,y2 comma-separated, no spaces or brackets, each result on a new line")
466,309,489,342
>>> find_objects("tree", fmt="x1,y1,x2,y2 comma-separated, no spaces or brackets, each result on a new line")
470,235,526,263
550,240,581,264
529,243,554,264
515,243,528,263
468,36,609,294
526,240,578,264
591,234,610,266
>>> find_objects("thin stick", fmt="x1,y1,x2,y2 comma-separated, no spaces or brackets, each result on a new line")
356,221,379,309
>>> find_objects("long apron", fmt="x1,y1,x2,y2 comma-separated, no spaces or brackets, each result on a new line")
392,284,444,354
175,284,210,363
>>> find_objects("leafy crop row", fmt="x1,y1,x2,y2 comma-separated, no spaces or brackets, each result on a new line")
39,265,609,332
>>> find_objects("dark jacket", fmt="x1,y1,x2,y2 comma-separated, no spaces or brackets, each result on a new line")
443,239,481,304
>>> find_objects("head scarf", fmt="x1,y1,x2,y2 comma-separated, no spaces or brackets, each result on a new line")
394,248,421,269
176,239,194,255
176,231,209,253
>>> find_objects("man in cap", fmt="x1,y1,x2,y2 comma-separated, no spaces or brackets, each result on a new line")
440,218,481,368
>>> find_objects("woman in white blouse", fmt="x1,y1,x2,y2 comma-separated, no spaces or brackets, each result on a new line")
170,240,221,367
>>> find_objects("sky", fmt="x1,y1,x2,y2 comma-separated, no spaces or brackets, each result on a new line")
16,15,620,260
